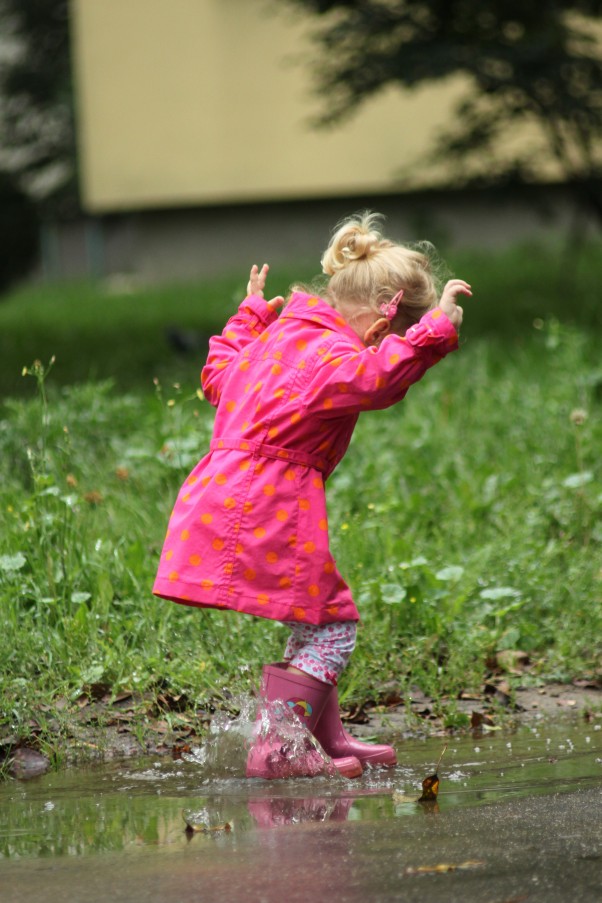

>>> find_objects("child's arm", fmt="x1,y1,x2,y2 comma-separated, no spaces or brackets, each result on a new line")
306,297,463,416
201,265,284,406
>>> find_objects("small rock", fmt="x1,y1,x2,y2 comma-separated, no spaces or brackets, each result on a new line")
9,747,50,780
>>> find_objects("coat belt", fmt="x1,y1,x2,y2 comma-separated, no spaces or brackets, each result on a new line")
210,438,328,473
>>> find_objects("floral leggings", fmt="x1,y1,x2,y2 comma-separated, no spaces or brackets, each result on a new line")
282,620,357,686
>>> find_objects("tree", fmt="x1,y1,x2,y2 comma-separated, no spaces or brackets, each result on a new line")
0,0,78,219
285,0,602,218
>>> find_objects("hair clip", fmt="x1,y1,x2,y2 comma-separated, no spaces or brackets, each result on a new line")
379,289,404,320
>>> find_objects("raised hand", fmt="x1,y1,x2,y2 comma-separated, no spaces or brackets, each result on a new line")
247,263,284,311
438,279,472,330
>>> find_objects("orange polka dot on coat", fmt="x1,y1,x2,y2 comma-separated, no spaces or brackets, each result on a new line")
299,498,310,510
257,593,270,605
215,473,227,485
292,606,307,620
308,584,320,597
168,571,179,582
189,554,202,566
180,529,190,541
296,339,307,351
323,560,336,574
244,568,256,581
224,497,237,509
318,518,328,531
279,576,292,588
200,513,213,524
276,509,288,522
200,579,214,590
254,527,266,538
266,551,279,563
284,469,296,481
213,538,225,550
304,541,316,554
263,484,276,495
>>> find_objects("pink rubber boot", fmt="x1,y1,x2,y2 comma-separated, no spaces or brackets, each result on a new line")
246,665,363,779
312,685,397,768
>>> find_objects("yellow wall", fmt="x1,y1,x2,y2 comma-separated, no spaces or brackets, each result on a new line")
71,0,469,212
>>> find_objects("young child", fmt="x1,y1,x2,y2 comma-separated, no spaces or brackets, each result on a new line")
153,212,471,779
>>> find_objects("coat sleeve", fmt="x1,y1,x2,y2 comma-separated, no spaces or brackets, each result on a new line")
201,294,279,406
305,308,458,417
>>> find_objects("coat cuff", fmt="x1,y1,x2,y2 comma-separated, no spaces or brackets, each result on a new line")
405,308,459,352
240,293,279,327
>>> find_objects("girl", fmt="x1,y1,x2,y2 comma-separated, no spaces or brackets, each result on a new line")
153,212,471,779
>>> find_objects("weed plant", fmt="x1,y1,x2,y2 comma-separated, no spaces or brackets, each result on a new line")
1,313,600,744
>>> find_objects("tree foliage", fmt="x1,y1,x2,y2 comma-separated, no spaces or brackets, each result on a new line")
286,0,602,203
0,0,78,217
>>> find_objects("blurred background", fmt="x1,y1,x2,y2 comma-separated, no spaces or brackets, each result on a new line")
0,0,601,395
1,0,600,287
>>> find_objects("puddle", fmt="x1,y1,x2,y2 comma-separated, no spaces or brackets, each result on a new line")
1,720,601,903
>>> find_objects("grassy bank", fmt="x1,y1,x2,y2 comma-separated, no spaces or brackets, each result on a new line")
1,244,601,764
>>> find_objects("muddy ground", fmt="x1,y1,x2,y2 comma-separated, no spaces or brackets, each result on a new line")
4,672,601,779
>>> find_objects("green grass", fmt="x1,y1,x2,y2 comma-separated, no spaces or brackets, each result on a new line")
1,243,601,754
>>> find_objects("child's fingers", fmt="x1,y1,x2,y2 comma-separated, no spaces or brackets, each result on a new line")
445,279,472,297
247,264,260,295
440,281,472,309
266,295,285,311
247,263,270,296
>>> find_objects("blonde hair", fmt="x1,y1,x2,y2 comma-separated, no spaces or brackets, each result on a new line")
320,212,444,332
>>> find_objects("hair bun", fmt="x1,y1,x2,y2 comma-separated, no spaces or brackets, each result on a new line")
321,212,384,276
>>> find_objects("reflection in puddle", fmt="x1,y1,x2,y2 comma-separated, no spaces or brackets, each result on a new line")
0,719,600,861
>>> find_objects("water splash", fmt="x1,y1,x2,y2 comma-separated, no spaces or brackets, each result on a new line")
183,694,336,780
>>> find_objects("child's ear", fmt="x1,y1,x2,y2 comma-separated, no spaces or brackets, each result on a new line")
363,317,391,347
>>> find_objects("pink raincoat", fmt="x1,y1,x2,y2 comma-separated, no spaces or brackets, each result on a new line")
153,291,458,625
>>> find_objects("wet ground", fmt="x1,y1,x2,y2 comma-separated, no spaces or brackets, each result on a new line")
1,719,601,902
